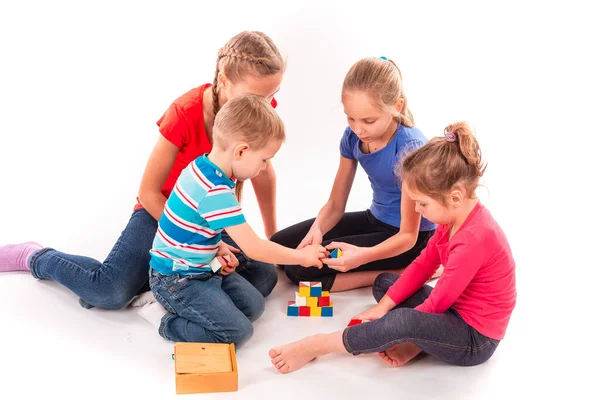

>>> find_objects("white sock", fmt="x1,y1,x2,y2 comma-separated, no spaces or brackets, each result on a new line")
130,290,157,307
137,302,168,330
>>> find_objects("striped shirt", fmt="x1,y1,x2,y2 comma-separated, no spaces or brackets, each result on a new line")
149,154,246,275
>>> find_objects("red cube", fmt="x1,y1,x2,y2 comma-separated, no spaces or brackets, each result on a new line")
299,306,311,317
318,296,331,307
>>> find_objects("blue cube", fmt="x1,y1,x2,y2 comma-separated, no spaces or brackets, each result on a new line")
310,287,322,297
321,306,333,317
287,304,299,317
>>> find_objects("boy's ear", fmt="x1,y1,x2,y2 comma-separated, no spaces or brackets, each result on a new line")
233,143,250,160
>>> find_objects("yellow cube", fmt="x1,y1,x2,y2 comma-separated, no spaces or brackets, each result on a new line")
322,291,330,297
299,286,311,297
306,297,318,307
310,307,322,316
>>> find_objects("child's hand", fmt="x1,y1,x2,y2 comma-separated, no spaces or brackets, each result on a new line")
321,242,367,272
297,245,327,268
297,226,323,249
217,242,240,276
353,304,388,322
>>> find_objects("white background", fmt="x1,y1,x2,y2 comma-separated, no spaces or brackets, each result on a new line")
0,1,597,399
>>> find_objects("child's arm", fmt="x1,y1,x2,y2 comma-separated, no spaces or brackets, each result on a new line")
138,135,179,220
250,160,278,239
297,156,358,248
323,182,421,270
225,222,327,267
354,242,442,321
415,233,485,314
362,182,421,261
385,230,443,305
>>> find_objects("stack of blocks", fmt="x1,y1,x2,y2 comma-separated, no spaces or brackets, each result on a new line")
287,282,333,317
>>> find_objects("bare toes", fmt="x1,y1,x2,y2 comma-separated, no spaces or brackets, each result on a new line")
269,347,282,359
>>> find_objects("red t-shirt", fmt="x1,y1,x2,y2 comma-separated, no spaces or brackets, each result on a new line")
134,84,277,210
386,202,517,340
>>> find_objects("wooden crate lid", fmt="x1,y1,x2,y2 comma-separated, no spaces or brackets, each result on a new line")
174,343,234,374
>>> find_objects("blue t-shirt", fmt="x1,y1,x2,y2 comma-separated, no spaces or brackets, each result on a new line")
149,154,246,275
340,124,436,231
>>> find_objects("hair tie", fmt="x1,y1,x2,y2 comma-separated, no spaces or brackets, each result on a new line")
379,56,388,61
444,128,457,142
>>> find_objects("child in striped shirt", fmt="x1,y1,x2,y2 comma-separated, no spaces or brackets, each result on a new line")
137,95,327,348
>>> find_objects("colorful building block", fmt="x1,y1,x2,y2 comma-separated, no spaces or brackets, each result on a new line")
330,248,343,258
294,292,307,306
287,301,299,316
318,296,331,307
287,282,333,318
208,255,229,273
347,318,362,327
298,284,311,297
299,306,311,317
306,297,318,307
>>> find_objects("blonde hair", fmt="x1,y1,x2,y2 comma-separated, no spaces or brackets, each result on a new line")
342,57,414,127
399,121,487,205
212,31,285,118
213,94,286,201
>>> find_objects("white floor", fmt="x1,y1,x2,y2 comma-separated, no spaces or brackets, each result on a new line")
1,1,597,398
0,265,586,400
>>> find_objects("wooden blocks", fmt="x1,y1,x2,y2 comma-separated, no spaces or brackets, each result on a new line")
318,296,331,307
321,306,333,317
347,318,363,327
287,301,299,316
298,282,311,297
174,342,238,394
208,255,230,273
294,292,307,306
286,281,333,317
329,248,342,258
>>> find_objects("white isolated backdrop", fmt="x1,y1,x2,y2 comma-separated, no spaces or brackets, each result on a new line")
0,1,598,399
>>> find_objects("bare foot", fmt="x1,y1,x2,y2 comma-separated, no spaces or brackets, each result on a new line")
269,335,325,374
378,343,422,367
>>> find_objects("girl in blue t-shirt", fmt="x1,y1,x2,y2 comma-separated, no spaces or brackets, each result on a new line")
271,57,438,292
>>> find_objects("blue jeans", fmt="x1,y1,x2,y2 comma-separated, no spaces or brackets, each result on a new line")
150,268,264,348
30,209,277,309
342,273,500,366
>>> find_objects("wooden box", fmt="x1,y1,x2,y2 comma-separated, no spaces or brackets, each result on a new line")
174,342,238,395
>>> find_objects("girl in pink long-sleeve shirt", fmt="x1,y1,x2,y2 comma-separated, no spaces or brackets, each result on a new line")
269,121,517,373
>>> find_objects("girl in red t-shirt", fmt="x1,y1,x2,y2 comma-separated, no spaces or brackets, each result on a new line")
0,31,285,311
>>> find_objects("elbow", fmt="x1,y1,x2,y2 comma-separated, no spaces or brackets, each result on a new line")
137,187,148,208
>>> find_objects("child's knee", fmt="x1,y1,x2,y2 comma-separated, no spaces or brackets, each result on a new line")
373,272,400,301
229,318,254,348
245,290,266,322
258,263,278,297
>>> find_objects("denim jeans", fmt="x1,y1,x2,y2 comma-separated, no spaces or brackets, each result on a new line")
30,209,277,309
271,210,434,290
149,268,264,348
342,272,500,366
